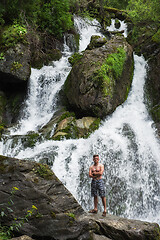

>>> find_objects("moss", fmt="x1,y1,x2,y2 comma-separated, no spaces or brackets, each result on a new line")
50,211,56,218
93,47,126,97
0,155,8,161
66,212,76,220
68,52,83,66
11,61,22,71
151,105,160,122
25,132,40,148
152,29,160,44
0,156,13,173
0,23,27,51
0,124,5,140
35,163,54,180
0,52,4,60
84,118,101,138
153,226,160,240
58,111,75,123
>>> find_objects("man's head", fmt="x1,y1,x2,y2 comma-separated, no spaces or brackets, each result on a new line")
93,154,99,164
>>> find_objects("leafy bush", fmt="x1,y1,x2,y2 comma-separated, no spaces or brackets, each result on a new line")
1,22,27,49
37,0,73,37
107,0,128,9
127,0,160,23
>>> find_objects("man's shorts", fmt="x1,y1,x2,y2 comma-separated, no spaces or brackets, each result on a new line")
91,179,106,197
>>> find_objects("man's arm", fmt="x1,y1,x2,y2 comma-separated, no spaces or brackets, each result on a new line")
92,164,104,177
89,166,94,178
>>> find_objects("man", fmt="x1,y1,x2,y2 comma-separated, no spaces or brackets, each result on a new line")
89,154,107,216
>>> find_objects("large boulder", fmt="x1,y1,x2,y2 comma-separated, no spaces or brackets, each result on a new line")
0,43,31,86
0,155,160,240
64,35,133,118
79,213,160,240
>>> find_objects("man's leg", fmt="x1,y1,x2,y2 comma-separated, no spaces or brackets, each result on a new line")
94,195,98,211
101,196,106,214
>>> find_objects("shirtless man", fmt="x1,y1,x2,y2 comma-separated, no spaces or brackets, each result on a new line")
89,154,107,216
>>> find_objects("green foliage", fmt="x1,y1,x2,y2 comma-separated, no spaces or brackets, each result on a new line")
25,132,39,148
107,0,128,9
0,187,39,238
66,212,76,220
94,47,126,96
85,118,101,138
0,0,73,39
1,22,27,49
68,52,83,66
0,52,4,60
37,0,73,37
152,29,160,44
58,111,76,123
11,61,22,71
106,47,126,78
35,163,54,180
127,0,160,23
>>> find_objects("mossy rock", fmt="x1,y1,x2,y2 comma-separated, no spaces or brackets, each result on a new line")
68,52,83,66
151,105,160,123
34,163,54,180
87,35,107,50
64,35,133,118
32,49,62,69
115,19,121,29
23,132,40,148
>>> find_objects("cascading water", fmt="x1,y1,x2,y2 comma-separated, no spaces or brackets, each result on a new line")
0,17,160,225
9,44,72,135
107,18,128,37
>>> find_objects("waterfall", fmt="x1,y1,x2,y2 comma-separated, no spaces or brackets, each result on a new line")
0,16,160,225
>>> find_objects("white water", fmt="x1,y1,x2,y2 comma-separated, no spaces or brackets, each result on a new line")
107,19,128,37
0,17,160,225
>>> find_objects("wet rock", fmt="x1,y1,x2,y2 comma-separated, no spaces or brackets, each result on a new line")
39,110,100,140
87,35,108,50
64,35,133,118
115,19,121,29
79,213,160,240
145,50,160,135
0,43,31,85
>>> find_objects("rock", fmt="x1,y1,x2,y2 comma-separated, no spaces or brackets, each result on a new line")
78,213,160,240
87,35,108,50
0,155,160,240
93,233,112,240
0,155,85,239
0,91,6,124
64,35,133,118
145,50,160,134
115,19,121,29
0,43,31,85
11,235,33,240
39,110,100,140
